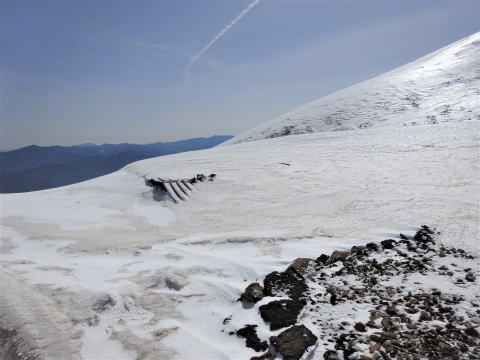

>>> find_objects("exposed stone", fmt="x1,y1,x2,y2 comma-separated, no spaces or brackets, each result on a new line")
380,239,397,250
323,350,340,360
465,273,476,282
316,254,330,265
259,299,305,330
236,325,268,352
419,311,432,321
250,352,274,360
354,322,366,332
288,258,313,274
328,250,351,264
270,325,317,360
240,283,264,303
263,270,307,300
465,326,479,337
366,242,380,251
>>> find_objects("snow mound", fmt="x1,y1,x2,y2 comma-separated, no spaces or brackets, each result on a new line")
225,32,480,145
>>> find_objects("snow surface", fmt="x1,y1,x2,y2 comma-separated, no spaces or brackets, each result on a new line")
224,32,480,145
0,33,479,359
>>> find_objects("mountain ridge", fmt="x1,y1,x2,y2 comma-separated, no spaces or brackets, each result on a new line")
0,135,232,193
225,32,480,145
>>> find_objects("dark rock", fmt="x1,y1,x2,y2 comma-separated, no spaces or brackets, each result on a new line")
385,306,398,316
250,352,274,360
380,239,397,250
240,283,264,303
288,258,313,273
259,299,305,330
263,270,307,300
465,273,476,282
413,227,434,244
323,350,340,360
236,325,268,352
316,254,330,264
354,322,366,332
366,242,380,251
270,325,317,360
464,326,479,337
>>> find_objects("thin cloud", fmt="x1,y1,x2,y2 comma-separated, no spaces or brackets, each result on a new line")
184,0,262,74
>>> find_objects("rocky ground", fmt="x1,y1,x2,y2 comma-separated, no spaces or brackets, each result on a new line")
228,226,480,360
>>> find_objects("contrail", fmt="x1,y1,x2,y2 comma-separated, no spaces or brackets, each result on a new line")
184,0,262,73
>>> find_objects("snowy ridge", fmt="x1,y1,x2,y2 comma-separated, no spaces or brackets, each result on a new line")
225,32,480,145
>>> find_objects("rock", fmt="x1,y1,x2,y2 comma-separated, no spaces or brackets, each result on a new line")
464,326,479,337
250,352,274,360
370,342,381,353
323,350,340,359
240,283,264,303
316,254,330,264
354,322,367,332
350,245,366,254
385,306,398,316
381,318,396,332
413,227,434,244
263,270,307,300
366,242,380,251
288,258,313,273
465,273,476,282
380,239,397,250
270,325,318,360
419,311,432,321
92,294,116,312
236,325,268,352
259,299,305,330
328,250,351,264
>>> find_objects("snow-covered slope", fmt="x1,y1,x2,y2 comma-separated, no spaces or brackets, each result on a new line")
1,120,479,359
225,32,480,145
0,33,479,360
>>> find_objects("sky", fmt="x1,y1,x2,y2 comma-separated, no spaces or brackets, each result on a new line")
1,0,479,150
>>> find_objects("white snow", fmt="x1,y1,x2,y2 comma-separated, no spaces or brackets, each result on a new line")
1,32,479,359
224,32,480,145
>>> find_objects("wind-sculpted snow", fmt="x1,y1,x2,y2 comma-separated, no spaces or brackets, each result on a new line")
0,119,478,359
225,32,480,145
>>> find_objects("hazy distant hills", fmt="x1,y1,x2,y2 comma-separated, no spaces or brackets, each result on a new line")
0,135,232,193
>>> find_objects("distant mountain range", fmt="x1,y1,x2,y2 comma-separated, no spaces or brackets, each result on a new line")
0,135,232,193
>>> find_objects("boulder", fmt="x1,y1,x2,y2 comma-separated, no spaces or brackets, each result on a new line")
380,239,397,249
270,325,317,360
236,325,268,352
240,283,264,303
288,258,313,273
250,352,274,360
354,322,367,332
259,299,305,330
328,250,351,264
316,254,330,264
413,227,434,244
263,270,307,300
366,242,380,251
465,273,476,282
465,327,479,337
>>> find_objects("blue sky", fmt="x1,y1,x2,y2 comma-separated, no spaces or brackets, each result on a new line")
1,0,478,149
